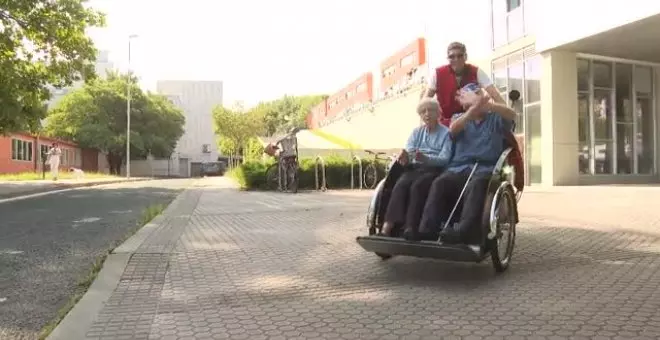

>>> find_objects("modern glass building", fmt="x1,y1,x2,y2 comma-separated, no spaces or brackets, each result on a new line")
489,0,660,185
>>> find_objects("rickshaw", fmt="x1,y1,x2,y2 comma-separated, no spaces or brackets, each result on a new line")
356,90,524,273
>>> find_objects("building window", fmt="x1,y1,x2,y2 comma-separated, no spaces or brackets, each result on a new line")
507,0,521,12
492,0,526,48
11,139,33,162
382,65,396,79
400,53,415,67
492,46,542,185
576,58,656,176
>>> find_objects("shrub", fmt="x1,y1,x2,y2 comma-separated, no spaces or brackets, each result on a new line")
228,155,387,190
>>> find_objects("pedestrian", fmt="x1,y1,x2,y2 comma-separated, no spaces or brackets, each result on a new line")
46,142,62,181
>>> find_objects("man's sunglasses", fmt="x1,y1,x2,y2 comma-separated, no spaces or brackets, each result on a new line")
448,53,465,60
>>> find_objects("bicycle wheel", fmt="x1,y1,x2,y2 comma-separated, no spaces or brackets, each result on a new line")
265,163,280,191
363,163,378,189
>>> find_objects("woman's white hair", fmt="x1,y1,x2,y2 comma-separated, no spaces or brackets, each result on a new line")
416,97,440,114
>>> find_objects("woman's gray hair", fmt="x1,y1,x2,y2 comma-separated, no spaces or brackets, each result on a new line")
416,97,440,114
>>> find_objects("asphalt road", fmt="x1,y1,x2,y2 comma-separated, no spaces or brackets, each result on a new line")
0,178,192,340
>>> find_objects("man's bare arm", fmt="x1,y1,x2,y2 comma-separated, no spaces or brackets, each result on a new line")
484,101,517,121
484,85,506,104
420,87,435,99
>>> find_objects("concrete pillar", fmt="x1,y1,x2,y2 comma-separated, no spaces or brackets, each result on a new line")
540,50,579,185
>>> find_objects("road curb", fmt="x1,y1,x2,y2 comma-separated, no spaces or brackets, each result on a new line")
46,253,131,340
46,183,193,340
0,178,153,203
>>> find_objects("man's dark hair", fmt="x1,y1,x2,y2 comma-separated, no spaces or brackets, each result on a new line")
447,41,467,54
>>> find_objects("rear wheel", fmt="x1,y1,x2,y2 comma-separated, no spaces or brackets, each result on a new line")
265,163,281,191
490,186,517,273
363,163,378,189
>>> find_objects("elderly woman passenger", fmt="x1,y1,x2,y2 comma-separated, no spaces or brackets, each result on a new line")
381,98,453,239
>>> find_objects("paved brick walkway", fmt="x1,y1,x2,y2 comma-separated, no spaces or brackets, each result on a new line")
80,180,660,340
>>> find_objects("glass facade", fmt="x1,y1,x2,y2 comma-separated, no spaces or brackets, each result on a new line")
576,58,656,176
491,0,529,49
492,46,542,185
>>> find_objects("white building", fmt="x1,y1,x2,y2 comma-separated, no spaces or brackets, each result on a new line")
156,80,223,163
47,50,115,108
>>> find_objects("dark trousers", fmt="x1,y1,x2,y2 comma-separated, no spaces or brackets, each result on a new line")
419,169,490,243
383,167,442,231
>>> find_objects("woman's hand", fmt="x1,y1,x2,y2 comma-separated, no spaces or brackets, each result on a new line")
415,150,427,163
397,149,409,165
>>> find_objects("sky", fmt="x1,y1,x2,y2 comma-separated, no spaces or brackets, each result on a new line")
87,0,491,108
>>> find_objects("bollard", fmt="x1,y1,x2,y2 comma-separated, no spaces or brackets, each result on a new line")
350,154,363,190
314,155,327,191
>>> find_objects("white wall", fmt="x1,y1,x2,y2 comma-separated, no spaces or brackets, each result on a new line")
321,87,423,150
535,0,660,52
156,80,223,163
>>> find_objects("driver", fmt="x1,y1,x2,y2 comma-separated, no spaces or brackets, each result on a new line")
417,83,517,244
422,41,505,127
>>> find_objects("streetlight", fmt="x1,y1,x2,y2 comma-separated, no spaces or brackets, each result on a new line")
126,34,138,178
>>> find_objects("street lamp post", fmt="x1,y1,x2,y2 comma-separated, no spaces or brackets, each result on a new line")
126,34,138,178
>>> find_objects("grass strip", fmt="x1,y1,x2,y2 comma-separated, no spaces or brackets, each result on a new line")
37,202,170,340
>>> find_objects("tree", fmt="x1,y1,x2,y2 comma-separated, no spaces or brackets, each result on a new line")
45,72,185,174
249,94,326,137
0,0,105,134
212,105,263,160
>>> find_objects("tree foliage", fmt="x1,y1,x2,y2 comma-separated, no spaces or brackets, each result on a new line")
212,105,264,158
213,94,326,158
0,0,105,134
45,72,185,174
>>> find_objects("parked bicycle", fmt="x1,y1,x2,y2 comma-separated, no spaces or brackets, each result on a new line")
264,128,300,193
362,149,396,189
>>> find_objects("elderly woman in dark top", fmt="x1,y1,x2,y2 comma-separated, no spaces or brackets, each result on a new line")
380,97,453,240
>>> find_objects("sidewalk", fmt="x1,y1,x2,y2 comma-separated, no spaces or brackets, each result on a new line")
46,181,660,340
0,177,152,200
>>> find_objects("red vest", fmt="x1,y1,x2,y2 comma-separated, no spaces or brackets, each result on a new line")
435,64,526,193
435,64,478,126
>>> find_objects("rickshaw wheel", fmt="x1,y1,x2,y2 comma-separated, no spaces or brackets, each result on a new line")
490,186,516,273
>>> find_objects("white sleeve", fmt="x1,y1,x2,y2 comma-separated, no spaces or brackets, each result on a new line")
426,70,437,90
476,68,494,88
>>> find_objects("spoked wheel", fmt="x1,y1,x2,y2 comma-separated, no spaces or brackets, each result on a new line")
490,186,517,273
265,163,281,191
363,164,378,189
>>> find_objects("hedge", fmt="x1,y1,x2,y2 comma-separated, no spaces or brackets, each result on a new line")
228,155,387,190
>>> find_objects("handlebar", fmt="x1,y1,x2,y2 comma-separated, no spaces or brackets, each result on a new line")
365,149,386,156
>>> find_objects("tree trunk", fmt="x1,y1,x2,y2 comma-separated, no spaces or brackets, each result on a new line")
106,153,123,175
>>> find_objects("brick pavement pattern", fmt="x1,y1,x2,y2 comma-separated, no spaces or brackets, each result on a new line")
84,180,660,340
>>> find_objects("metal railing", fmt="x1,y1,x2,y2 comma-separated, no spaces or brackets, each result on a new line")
315,155,327,191
350,154,363,190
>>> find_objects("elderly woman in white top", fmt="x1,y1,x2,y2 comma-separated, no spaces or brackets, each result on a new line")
46,143,62,181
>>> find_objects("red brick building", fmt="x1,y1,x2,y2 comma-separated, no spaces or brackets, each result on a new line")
308,100,328,129
379,38,427,95
306,37,426,128
325,73,374,119
0,132,100,174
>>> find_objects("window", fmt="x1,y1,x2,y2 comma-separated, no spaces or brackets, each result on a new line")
576,59,656,176
400,53,415,67
492,0,526,48
382,65,396,78
11,139,33,161
507,0,521,12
